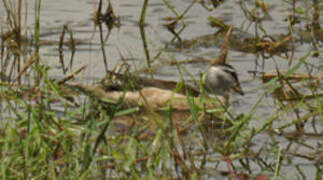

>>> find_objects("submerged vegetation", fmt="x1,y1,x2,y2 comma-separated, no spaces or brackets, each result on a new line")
0,0,322,179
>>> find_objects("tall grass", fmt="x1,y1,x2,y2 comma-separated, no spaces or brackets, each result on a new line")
0,0,322,179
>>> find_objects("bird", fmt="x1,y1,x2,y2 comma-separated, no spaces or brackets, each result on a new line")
203,63,244,96
202,26,244,96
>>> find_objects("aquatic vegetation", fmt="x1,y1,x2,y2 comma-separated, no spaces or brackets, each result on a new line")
0,0,322,179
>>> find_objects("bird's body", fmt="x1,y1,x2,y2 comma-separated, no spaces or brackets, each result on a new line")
203,63,244,96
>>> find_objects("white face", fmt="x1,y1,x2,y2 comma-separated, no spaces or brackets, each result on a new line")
204,65,237,95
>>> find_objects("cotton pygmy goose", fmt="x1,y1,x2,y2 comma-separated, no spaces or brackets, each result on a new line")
202,26,244,96
203,63,244,96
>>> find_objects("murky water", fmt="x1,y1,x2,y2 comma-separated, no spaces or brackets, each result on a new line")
1,0,322,178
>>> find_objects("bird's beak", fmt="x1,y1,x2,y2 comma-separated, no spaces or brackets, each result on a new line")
233,84,244,96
